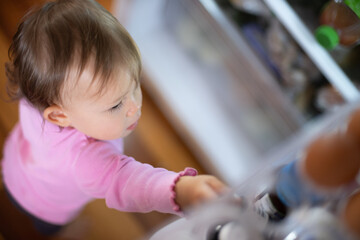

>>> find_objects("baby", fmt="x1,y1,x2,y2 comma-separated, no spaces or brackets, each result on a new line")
1,0,226,236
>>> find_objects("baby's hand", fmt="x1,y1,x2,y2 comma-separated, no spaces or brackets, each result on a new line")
174,175,228,210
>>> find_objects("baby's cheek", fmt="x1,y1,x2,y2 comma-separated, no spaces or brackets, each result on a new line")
109,118,128,138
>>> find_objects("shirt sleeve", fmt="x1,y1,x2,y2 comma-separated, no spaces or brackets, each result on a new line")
72,140,197,215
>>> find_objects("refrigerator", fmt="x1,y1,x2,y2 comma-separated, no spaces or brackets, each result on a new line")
124,0,360,185
121,0,360,238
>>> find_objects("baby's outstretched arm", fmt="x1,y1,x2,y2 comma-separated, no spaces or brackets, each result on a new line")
174,175,228,210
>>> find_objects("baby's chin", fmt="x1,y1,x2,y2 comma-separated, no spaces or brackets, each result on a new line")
121,129,134,138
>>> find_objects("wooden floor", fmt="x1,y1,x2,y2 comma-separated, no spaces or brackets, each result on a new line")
0,1,206,239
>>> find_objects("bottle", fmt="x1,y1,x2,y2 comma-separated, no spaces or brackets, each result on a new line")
269,191,360,240
254,130,360,222
254,191,288,222
315,0,360,50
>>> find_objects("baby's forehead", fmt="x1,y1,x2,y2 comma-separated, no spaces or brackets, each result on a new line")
63,65,129,104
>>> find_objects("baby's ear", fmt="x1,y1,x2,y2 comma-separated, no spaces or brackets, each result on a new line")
43,105,71,127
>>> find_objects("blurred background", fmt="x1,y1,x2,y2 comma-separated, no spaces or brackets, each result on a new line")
1,0,360,239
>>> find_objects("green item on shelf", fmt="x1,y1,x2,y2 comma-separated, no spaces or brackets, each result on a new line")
315,25,339,50
345,0,360,18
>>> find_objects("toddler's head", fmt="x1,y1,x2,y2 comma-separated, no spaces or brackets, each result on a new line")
6,0,142,140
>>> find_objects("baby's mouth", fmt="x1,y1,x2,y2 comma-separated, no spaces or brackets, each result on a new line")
127,120,138,130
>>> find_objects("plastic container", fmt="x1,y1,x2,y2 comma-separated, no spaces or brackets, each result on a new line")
266,207,350,240
315,0,360,49
149,97,360,239
254,127,360,223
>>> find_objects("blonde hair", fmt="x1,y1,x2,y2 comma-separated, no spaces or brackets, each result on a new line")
6,0,141,110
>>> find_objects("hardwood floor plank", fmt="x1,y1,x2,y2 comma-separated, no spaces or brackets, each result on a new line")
0,25,18,161
97,0,114,12
66,200,146,240
0,0,30,39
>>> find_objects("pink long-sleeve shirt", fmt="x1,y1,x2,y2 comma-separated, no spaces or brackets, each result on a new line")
1,100,197,225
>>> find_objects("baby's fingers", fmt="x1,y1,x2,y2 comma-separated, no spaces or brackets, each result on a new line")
206,176,229,194
195,176,228,202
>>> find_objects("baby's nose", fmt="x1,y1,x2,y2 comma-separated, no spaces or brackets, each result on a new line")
126,102,141,117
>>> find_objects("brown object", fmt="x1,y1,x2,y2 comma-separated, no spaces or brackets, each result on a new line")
343,191,360,238
320,0,360,46
303,132,360,188
346,108,360,144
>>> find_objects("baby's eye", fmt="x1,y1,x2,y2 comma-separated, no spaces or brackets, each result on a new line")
109,101,123,112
